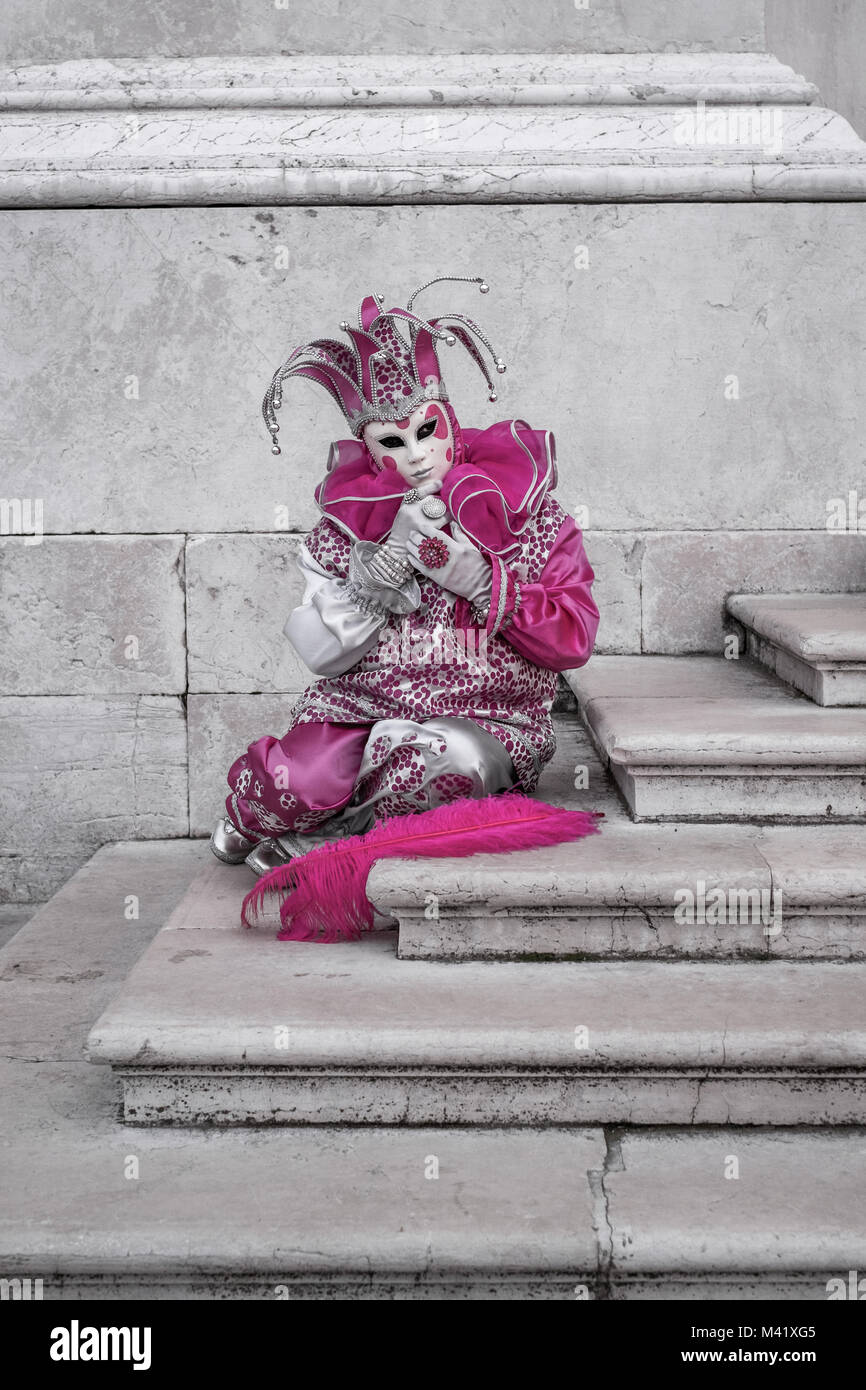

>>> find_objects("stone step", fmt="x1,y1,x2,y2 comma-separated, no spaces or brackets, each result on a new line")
0,54,819,110
2,53,864,207
376,822,866,961
728,592,866,706
566,656,866,822
86,857,866,1127
373,717,866,960
4,843,865,1297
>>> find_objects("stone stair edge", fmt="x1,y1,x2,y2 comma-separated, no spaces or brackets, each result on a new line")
564,655,866,766
4,1112,864,1285
368,821,866,908
3,60,863,208
0,53,817,107
727,591,866,662
85,914,866,1069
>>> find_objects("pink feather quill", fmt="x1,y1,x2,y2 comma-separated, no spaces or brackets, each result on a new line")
241,794,602,943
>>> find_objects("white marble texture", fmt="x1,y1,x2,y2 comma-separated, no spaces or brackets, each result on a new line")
0,0,768,63
0,50,859,206
0,54,818,109
2,101,864,208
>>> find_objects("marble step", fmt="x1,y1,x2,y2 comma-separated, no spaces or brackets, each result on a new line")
3,843,864,1297
87,858,866,1126
0,54,819,110
375,709,866,961
566,656,866,822
376,822,866,961
2,53,865,206
728,593,866,707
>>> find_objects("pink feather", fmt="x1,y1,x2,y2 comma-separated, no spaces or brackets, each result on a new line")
241,794,602,943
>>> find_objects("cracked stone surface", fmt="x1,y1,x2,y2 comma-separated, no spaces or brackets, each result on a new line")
0,54,818,108
2,101,864,206
0,535,186,694
2,841,864,1292
0,696,188,902
0,2,768,64
0,51,858,206
605,1129,866,1275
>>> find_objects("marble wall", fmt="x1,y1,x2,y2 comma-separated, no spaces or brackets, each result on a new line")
2,199,865,899
766,0,866,139
0,1,766,62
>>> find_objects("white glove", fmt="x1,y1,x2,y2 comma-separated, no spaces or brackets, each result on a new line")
406,519,493,603
387,480,447,557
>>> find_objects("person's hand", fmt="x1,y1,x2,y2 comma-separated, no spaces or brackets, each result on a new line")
387,480,446,557
406,519,493,602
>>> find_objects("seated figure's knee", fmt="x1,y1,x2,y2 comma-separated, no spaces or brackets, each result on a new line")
421,717,515,796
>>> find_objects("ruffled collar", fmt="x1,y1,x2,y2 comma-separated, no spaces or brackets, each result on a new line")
315,419,557,560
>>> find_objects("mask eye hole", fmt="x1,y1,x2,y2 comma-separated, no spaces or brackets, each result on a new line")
416,419,438,441
376,436,404,450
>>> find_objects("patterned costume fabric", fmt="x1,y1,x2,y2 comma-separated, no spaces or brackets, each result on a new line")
225,491,597,843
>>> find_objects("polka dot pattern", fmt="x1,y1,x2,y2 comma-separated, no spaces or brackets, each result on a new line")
300,494,568,790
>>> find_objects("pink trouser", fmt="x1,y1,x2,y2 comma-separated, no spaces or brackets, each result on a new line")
225,717,515,843
226,722,370,842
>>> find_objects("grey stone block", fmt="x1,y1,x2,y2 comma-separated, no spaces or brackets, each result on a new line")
584,532,642,653
380,820,866,962
184,528,640,701
0,904,33,950
187,694,302,836
0,850,96,906
642,532,866,654
0,840,209,1060
606,1130,866,1276
186,534,312,695
0,535,186,694
0,696,188,859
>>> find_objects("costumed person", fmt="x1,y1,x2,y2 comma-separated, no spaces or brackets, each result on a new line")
211,274,601,933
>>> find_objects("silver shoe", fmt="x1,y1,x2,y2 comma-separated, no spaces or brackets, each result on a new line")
245,838,294,878
210,816,256,865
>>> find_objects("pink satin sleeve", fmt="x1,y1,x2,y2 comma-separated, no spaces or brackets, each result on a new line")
500,517,599,672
